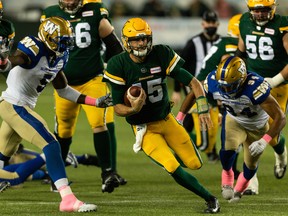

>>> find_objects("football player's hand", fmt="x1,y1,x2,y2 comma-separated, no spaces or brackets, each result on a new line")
198,112,213,131
96,93,113,108
249,138,268,157
129,88,146,113
0,51,8,65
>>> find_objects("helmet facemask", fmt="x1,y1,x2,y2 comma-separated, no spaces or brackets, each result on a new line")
59,0,83,16
249,6,275,26
125,35,152,57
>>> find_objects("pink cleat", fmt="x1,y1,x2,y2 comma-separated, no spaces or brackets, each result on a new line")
59,194,97,212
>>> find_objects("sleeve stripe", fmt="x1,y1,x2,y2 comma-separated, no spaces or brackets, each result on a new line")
166,53,180,75
279,26,288,32
225,44,237,52
104,71,125,85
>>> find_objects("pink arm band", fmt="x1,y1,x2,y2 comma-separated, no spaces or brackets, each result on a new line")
84,96,96,106
262,134,272,143
176,112,186,121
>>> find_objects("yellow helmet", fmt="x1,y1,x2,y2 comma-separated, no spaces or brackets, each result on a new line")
227,14,242,38
121,17,152,57
0,0,3,18
246,0,277,26
59,0,83,15
216,56,247,98
38,16,74,57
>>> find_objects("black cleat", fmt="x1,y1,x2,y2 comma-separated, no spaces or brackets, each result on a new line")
204,197,220,214
101,171,119,193
81,154,100,167
0,181,10,193
114,173,127,185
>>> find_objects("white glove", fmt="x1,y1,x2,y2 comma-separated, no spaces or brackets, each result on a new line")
249,138,268,157
96,93,113,107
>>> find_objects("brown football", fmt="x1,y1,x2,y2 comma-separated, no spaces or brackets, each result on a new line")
124,86,141,107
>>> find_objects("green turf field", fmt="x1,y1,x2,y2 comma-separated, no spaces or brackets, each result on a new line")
0,79,287,216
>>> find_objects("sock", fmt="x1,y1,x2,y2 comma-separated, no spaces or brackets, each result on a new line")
93,131,112,172
171,166,213,201
234,172,250,193
54,132,72,161
273,135,285,155
221,168,234,186
232,152,239,173
219,149,237,170
107,122,117,171
43,141,67,182
243,163,257,180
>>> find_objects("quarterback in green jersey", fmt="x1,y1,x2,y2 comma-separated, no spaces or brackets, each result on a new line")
103,17,220,214
237,0,288,180
41,0,125,193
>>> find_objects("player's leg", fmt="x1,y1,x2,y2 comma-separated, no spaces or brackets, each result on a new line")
81,77,119,192
270,85,288,179
54,90,80,161
0,101,96,212
141,114,220,213
219,114,247,200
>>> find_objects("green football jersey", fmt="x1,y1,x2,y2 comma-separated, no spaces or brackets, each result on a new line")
240,12,288,80
42,3,109,85
197,37,238,81
103,45,193,125
0,18,15,39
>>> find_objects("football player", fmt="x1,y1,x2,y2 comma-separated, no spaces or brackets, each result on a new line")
204,56,286,202
103,17,220,214
236,0,288,179
0,16,113,212
41,0,125,193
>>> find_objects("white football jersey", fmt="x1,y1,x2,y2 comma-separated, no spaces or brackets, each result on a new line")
1,36,68,109
205,71,270,131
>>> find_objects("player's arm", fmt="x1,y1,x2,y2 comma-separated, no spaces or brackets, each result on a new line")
99,18,123,62
0,49,30,72
235,34,247,59
249,94,286,157
265,33,288,88
52,71,112,108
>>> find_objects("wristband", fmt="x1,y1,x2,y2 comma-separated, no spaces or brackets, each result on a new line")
196,96,209,114
262,134,272,143
271,73,285,87
85,96,97,106
176,112,186,121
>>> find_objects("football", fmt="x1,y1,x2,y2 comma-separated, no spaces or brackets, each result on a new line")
124,86,141,107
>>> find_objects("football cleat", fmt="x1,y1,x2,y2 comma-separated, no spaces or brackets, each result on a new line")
204,197,220,214
81,154,100,167
101,170,119,193
221,185,234,200
114,172,127,185
228,191,242,203
60,197,97,212
243,174,259,195
274,146,287,179
0,181,10,193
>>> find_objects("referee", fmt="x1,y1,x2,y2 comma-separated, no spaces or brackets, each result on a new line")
171,10,221,163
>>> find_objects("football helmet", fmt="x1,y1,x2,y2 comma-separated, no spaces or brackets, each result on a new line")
59,0,83,15
121,17,152,57
0,0,3,18
246,0,277,26
227,14,242,38
216,56,247,98
38,16,74,57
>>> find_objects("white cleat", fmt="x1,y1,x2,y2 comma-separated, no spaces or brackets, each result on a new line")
274,146,287,179
77,203,97,212
243,174,259,195
228,191,241,203
221,185,234,200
